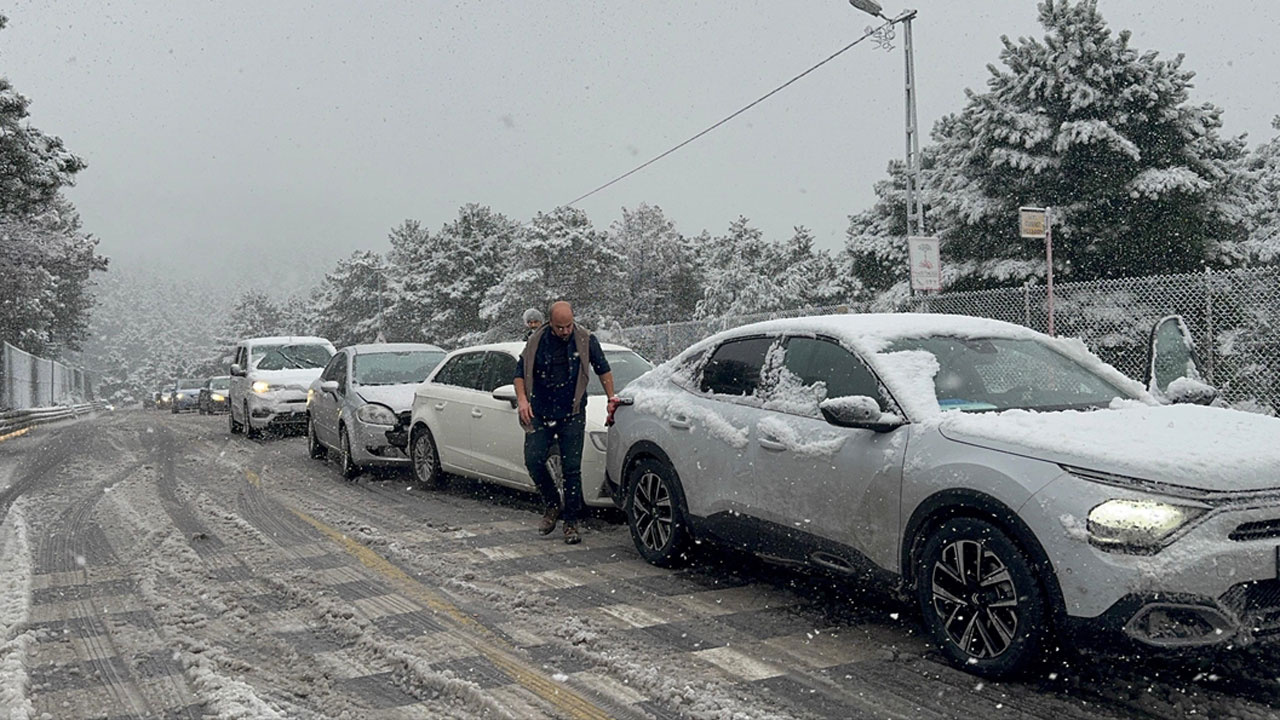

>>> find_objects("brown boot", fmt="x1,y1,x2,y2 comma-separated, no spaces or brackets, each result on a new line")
563,523,581,545
538,505,560,535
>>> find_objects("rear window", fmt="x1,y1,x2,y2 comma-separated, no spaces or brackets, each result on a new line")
354,350,446,385
699,337,775,396
588,350,652,395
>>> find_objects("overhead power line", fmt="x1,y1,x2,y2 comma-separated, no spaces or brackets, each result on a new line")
563,17,898,208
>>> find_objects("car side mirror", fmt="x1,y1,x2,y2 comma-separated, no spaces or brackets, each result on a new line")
1146,315,1219,405
492,384,518,408
819,396,903,433
320,380,340,395
230,364,246,377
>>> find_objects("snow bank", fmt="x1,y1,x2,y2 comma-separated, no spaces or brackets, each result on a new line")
0,500,34,720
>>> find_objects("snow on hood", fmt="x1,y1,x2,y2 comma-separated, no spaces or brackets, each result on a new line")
938,403,1280,493
354,383,419,413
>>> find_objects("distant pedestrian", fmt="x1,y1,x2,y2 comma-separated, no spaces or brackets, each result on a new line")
514,301,614,544
522,308,544,340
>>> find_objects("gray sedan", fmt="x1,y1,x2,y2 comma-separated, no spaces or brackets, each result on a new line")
306,343,446,479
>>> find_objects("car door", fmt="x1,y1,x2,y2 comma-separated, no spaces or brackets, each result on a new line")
673,335,779,535
422,351,486,474
751,335,907,567
312,351,347,447
468,350,528,484
229,344,248,422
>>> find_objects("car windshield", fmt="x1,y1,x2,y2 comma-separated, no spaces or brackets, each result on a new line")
208,377,230,390
353,350,446,385
177,378,203,389
254,344,332,370
886,336,1136,412
588,350,653,396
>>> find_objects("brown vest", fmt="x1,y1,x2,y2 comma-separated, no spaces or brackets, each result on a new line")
522,324,593,416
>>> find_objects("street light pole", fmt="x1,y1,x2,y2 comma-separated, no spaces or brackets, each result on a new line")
849,1,925,238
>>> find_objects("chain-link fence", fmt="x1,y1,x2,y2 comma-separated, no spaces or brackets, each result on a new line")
603,267,1280,415
0,342,99,411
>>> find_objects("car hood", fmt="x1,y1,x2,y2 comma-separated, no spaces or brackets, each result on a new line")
249,367,324,388
936,403,1280,493
355,384,419,413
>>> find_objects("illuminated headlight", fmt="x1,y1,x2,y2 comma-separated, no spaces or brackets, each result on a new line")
251,380,272,394
211,393,225,401
306,388,314,405
1087,499,1206,553
589,431,608,452
356,403,396,426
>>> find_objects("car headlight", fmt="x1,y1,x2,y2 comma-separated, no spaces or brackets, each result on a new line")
356,403,397,426
589,430,608,452
211,393,225,401
1087,499,1206,553
251,380,272,394
306,388,314,405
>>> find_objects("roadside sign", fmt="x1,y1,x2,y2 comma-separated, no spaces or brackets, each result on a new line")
908,236,941,292
1020,207,1047,238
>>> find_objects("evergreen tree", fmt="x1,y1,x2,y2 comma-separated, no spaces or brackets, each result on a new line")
311,251,389,348
1232,116,1280,264
695,217,786,318
607,203,702,325
481,206,624,335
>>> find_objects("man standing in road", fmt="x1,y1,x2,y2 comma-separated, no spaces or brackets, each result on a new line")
514,301,614,544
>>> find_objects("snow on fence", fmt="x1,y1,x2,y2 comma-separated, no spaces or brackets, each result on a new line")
603,267,1280,415
0,343,98,412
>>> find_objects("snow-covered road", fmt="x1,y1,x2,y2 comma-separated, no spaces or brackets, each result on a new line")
0,411,1277,719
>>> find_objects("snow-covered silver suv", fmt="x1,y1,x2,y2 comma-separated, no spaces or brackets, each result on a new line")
606,313,1280,678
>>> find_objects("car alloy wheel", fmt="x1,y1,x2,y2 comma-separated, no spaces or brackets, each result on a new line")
625,458,691,568
244,403,261,439
410,426,446,489
916,517,1046,678
307,415,326,459
339,426,359,480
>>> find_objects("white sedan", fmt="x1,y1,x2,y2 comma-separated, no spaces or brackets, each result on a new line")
408,341,651,506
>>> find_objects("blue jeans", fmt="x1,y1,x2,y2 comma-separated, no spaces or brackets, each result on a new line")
524,413,586,524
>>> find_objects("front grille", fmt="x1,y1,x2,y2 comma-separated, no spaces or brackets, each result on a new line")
1221,580,1280,639
1230,518,1280,542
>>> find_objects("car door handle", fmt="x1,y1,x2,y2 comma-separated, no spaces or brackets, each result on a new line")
433,402,446,411
758,436,787,452
471,408,483,418
669,415,691,430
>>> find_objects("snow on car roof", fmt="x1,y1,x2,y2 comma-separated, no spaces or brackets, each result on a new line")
724,313,1041,350
446,340,635,356
241,335,334,346
347,342,445,354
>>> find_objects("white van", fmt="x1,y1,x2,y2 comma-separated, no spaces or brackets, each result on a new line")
228,335,335,438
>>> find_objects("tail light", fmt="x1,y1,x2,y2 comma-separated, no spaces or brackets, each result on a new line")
605,396,633,427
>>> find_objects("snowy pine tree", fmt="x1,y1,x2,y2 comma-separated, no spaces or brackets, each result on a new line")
607,203,702,325
310,251,390,348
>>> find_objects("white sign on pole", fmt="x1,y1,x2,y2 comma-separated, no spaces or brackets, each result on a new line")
907,236,941,292
1019,206,1047,238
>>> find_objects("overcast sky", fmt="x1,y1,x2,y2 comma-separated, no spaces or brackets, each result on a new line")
3,0,1279,283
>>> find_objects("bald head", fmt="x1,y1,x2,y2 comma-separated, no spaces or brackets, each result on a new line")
549,301,574,339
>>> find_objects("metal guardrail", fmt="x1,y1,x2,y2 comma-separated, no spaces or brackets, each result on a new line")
0,401,108,438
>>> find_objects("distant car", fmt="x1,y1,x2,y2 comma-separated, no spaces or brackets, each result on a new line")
143,392,158,410
306,343,446,478
607,313,1280,678
199,375,231,414
170,378,204,413
228,336,336,439
157,385,174,410
407,341,652,504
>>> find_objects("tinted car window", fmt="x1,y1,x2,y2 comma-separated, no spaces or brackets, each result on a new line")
783,337,885,410
434,352,486,390
479,352,518,393
355,350,446,385
699,337,774,396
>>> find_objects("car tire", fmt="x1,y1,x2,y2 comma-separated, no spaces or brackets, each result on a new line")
410,425,446,489
229,402,242,434
625,457,692,568
244,403,262,439
307,415,326,459
915,517,1048,679
339,426,359,480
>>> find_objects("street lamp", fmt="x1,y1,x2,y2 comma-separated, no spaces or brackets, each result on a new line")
849,1,925,239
